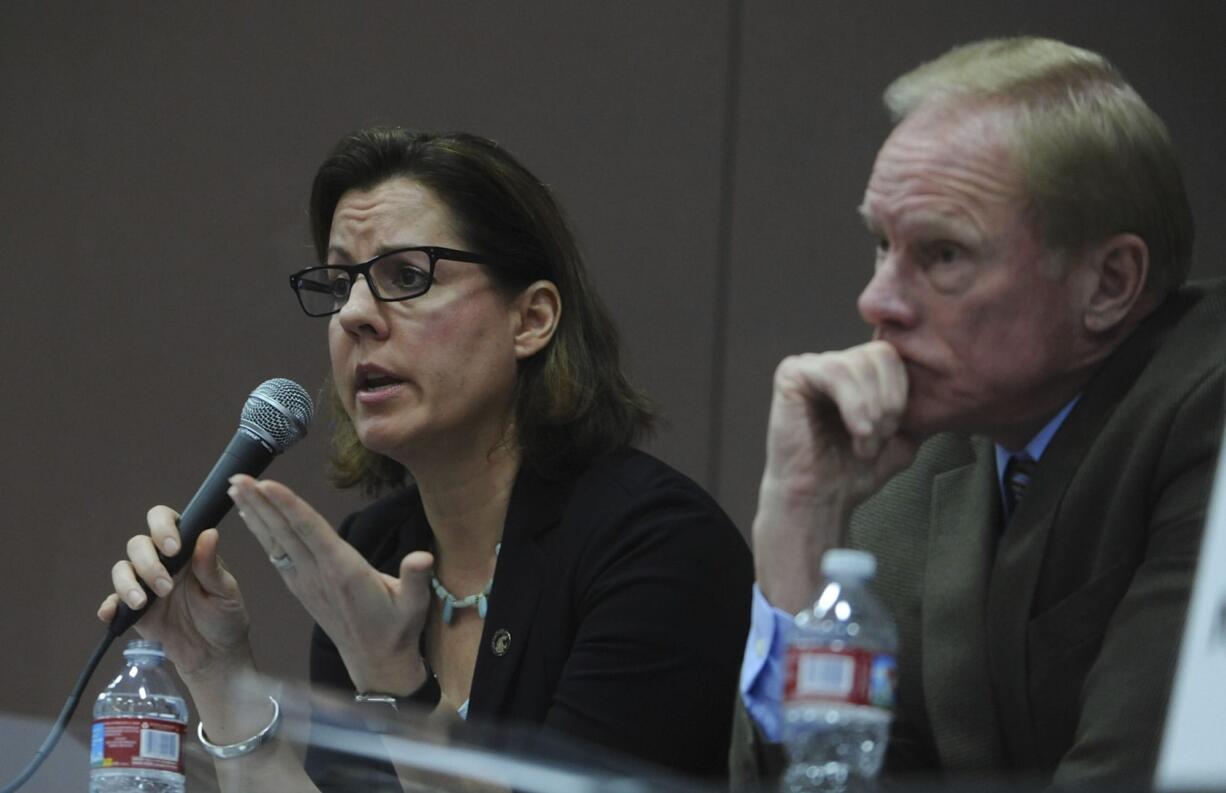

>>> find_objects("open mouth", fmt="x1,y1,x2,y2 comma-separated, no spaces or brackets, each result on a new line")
355,366,405,393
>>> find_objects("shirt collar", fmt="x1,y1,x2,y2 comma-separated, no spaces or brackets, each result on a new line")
994,395,1080,489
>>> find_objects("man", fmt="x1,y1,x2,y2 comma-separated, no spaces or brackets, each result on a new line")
734,37,1226,786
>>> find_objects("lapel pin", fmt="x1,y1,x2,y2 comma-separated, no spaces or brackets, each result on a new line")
491,629,511,656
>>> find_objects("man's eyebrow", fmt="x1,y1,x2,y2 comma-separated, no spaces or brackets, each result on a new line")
857,203,988,244
904,211,984,241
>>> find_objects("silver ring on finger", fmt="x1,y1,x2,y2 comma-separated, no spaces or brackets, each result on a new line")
269,553,295,571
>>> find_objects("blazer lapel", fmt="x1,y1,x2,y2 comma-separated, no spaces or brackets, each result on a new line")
983,287,1183,765
467,468,568,717
923,440,1007,768
986,485,1057,766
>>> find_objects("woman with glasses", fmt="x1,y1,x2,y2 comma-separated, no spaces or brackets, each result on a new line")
98,127,753,790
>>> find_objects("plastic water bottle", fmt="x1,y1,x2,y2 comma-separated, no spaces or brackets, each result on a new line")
781,549,898,793
90,639,189,793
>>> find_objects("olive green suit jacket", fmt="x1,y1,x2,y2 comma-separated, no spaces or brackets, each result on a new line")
731,280,1226,787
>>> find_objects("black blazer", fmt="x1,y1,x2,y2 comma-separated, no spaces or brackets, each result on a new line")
307,447,753,786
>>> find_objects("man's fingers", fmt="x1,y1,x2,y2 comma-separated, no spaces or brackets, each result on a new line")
852,434,883,461
781,346,905,443
865,340,909,431
821,357,881,437
777,354,869,435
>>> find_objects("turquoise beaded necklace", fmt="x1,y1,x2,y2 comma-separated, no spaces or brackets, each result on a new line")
430,543,501,625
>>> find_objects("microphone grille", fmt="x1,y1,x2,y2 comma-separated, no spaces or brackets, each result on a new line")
240,378,315,452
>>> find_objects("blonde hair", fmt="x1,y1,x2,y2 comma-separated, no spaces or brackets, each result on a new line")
885,37,1193,296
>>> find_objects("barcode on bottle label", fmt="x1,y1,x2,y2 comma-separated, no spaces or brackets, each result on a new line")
140,725,180,761
796,652,854,696
91,717,185,773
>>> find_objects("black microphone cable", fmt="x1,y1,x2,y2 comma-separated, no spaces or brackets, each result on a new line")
0,378,313,792
0,629,117,793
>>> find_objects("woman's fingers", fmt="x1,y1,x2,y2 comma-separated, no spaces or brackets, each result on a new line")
111,505,187,613
253,479,335,557
230,475,350,578
231,498,294,574
125,533,174,598
96,511,255,680
97,593,119,622
112,557,154,612
229,475,305,565
395,551,434,611
147,505,183,558
227,475,432,695
104,525,227,616
189,529,234,596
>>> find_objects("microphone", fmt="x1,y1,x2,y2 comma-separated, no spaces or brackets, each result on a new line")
109,378,314,636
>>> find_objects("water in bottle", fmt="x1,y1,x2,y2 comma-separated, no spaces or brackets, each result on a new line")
90,639,188,793
781,549,898,793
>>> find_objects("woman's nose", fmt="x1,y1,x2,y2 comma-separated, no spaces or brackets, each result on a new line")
334,275,388,336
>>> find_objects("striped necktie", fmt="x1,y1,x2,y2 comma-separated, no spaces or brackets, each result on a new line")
1003,454,1037,521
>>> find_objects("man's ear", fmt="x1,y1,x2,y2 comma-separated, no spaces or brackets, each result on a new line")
1080,233,1150,334
511,280,561,359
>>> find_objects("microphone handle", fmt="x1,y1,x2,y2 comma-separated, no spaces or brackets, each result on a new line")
109,431,275,636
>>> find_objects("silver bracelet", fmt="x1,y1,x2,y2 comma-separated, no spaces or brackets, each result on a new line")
197,695,281,759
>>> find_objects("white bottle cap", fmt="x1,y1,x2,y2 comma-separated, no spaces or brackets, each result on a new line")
123,639,166,658
821,549,876,580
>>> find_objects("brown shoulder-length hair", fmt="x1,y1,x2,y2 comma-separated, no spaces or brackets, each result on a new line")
310,126,656,493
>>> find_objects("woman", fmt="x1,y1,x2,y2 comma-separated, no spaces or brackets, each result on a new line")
98,127,752,790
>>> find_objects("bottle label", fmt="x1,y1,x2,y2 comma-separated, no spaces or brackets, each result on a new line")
90,717,185,773
784,646,897,708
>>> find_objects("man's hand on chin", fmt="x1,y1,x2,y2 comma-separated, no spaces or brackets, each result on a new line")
753,340,918,614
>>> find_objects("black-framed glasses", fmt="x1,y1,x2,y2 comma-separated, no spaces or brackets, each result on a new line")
288,246,496,317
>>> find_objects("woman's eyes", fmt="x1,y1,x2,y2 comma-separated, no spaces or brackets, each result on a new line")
390,265,430,290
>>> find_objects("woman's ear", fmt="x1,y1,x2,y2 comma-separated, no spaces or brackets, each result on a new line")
511,280,561,359
1080,233,1150,334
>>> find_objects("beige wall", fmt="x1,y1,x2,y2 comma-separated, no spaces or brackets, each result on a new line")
1,0,1223,772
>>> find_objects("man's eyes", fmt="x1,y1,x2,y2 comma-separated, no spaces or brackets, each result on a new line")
872,237,965,263
919,241,967,266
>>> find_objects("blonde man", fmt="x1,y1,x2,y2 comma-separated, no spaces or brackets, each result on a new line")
736,37,1223,787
